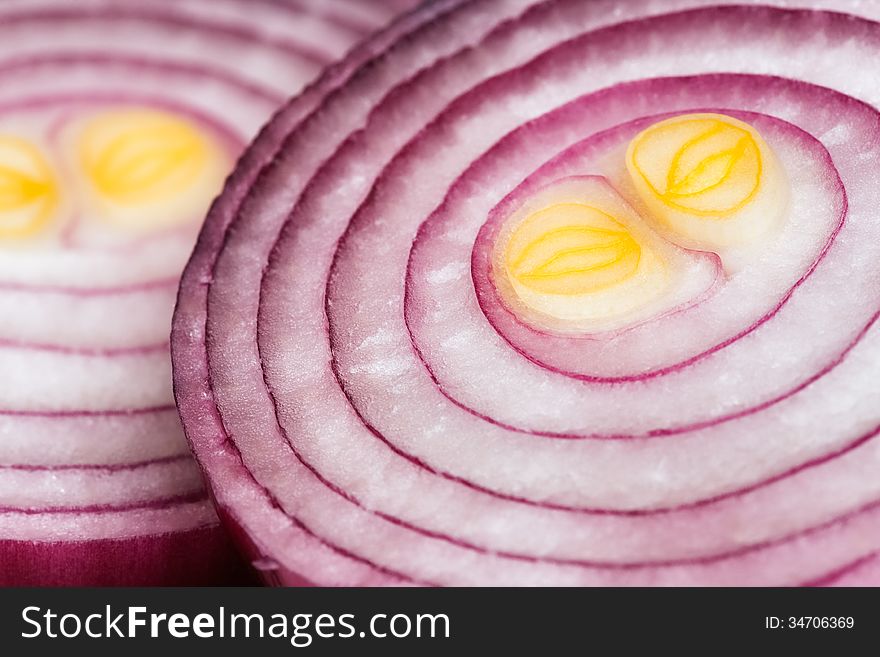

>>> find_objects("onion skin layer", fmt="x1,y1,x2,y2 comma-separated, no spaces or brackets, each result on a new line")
0,527,252,587
174,0,880,586
0,0,412,587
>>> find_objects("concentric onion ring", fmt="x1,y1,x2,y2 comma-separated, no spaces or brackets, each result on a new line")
0,0,412,586
173,0,880,585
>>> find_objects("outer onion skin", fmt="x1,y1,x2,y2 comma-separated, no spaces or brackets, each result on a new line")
0,0,412,587
0,528,246,587
174,0,880,586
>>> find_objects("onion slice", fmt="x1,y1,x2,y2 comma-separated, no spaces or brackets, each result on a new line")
174,0,880,585
0,0,412,586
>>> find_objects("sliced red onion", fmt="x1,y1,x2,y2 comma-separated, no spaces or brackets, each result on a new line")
174,0,880,585
0,0,413,586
